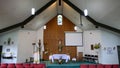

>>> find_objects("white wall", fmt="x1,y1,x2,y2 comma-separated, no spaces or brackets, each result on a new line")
17,30,36,63
0,26,119,64
84,30,102,55
83,29,120,64
100,30,120,64
36,26,44,59
76,28,84,56
0,31,18,63
0,30,37,63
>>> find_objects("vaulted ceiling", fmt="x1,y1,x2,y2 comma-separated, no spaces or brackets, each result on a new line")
0,0,120,34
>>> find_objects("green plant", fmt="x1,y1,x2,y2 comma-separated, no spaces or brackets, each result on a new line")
94,43,100,49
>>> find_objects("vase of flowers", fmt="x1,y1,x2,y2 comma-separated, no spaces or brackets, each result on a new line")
94,43,100,63
94,43,101,54
94,43,100,49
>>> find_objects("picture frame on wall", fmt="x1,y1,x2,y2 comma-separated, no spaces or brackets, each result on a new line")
6,48,10,52
107,47,113,54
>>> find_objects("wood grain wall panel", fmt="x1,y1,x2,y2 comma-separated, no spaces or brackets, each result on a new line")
43,16,77,60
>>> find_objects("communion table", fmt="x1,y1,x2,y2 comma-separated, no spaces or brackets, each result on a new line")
49,54,70,63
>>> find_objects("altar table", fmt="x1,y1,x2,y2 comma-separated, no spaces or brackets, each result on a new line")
49,54,70,63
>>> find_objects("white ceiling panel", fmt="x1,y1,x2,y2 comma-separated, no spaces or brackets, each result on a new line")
63,2,95,30
0,0,50,29
0,0,120,33
25,2,57,30
69,0,120,30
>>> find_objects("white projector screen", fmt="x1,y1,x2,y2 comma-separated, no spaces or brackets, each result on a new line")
65,32,83,46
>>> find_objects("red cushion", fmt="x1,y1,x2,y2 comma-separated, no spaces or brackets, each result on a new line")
15,63,23,66
38,64,46,68
8,63,15,68
30,63,38,68
0,63,46,68
23,63,32,68
0,63,7,68
97,64,104,68
80,64,88,68
89,64,96,68
24,66,33,68
34,64,42,68
1,63,8,66
113,64,119,68
0,66,7,68
104,65,112,68
16,63,24,68
23,63,30,66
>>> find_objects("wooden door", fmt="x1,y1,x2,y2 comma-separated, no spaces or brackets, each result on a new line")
117,46,120,64
77,52,83,61
0,46,2,62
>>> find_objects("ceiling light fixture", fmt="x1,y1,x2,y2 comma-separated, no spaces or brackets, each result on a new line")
74,26,77,31
84,0,88,16
44,25,46,29
31,0,35,15
31,8,35,15
84,9,88,16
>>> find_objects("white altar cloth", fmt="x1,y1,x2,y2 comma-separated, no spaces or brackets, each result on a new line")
49,54,70,63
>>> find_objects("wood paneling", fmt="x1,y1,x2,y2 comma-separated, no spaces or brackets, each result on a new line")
43,16,77,60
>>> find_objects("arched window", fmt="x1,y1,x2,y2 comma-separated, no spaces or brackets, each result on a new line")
57,15,62,25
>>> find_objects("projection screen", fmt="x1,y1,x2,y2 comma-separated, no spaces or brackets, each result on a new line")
65,32,83,46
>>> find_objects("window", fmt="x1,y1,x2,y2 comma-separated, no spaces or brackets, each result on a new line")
57,15,62,25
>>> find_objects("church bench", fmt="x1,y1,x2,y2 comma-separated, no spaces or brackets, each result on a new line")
80,64,119,68
0,63,46,68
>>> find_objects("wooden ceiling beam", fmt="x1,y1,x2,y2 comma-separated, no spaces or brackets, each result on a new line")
63,0,120,34
0,0,57,33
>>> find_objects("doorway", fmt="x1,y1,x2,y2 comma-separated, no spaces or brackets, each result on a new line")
0,46,2,63
117,46,120,64
77,52,83,61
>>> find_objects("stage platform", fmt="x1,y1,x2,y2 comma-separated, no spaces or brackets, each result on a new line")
41,61,96,68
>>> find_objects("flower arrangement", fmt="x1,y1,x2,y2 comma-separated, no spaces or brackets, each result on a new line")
94,43,100,49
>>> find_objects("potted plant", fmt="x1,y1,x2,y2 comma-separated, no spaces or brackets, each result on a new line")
94,43,100,49
94,43,100,63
